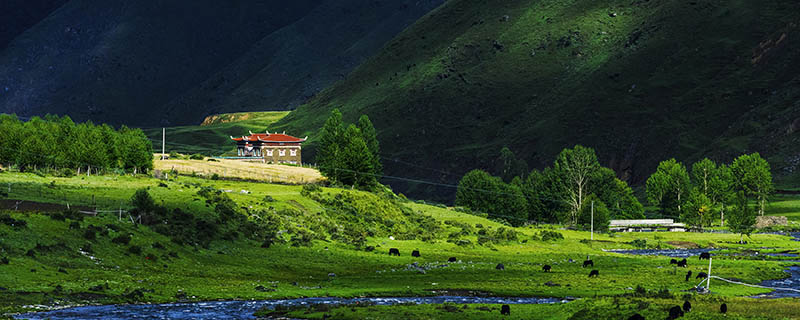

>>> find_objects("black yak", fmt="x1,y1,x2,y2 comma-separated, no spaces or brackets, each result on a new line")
670,258,678,265
588,270,599,277
411,250,420,257
699,252,711,260
627,313,645,320
685,271,692,281
500,304,510,315
496,263,505,270
696,272,708,279
448,257,457,262
388,248,400,256
677,258,687,267
683,300,692,312
720,303,727,314
542,264,551,272
667,305,684,319
583,260,594,268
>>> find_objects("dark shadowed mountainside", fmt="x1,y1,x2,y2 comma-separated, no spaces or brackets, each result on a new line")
0,0,444,126
273,0,800,201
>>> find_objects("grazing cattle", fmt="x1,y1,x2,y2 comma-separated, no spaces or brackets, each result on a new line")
670,259,678,265
583,260,594,268
683,300,692,312
448,257,457,263
500,304,510,315
627,313,645,320
685,271,693,281
667,305,684,319
588,270,599,277
412,250,421,257
696,272,708,279
542,264,551,272
720,303,727,314
699,252,711,260
677,258,687,267
496,263,505,270
388,248,400,256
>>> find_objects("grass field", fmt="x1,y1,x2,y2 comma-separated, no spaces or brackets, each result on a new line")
153,156,324,184
1,171,799,319
143,111,290,156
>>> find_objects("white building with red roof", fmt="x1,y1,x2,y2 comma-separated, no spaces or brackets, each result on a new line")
230,131,307,164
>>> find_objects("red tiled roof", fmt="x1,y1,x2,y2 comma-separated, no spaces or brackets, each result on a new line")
231,132,306,143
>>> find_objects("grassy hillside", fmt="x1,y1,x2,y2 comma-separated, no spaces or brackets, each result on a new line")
1,171,800,318
142,111,290,156
273,0,800,201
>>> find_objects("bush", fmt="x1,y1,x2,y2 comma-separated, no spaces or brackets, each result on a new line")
169,151,182,159
1,256,8,264
290,229,315,247
128,245,142,255
263,195,276,203
189,154,205,160
630,239,647,248
83,229,97,240
300,184,322,197
112,234,132,245
211,173,220,180
538,230,564,241
57,168,75,177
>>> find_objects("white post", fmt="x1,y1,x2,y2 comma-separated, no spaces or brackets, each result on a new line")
161,127,166,160
590,201,594,240
706,257,713,290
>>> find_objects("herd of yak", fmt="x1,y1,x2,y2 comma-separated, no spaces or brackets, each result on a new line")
387,248,729,319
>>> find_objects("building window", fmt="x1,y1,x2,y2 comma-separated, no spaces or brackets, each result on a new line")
290,149,297,156
279,150,286,156
266,149,273,157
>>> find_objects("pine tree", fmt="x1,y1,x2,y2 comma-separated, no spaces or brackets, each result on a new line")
340,125,376,188
357,115,382,177
317,109,345,182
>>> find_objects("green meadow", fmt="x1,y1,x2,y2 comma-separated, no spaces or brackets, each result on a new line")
0,171,799,319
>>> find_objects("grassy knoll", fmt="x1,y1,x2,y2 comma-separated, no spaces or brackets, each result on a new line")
142,111,290,156
767,194,800,222
153,156,324,184
0,172,799,319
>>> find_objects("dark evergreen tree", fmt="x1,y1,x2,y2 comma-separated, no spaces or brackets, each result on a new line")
357,114,382,177
317,109,345,182
339,125,377,188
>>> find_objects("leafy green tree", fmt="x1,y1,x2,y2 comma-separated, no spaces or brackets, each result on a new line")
357,115,382,177
727,191,756,243
456,169,497,215
709,164,733,226
339,125,376,188
691,158,716,198
494,181,528,226
0,114,23,166
317,109,345,182
553,145,600,225
591,167,643,219
576,194,610,232
498,147,528,183
16,117,54,171
646,158,690,218
118,126,154,174
730,153,772,216
681,188,713,228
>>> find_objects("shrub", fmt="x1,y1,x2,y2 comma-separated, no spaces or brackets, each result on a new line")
69,221,81,230
290,229,315,247
263,195,276,203
58,168,75,177
630,239,647,248
1,256,8,264
0,213,26,228
456,239,472,246
538,230,564,241
128,245,142,255
112,234,132,245
300,184,322,197
211,173,220,180
169,151,182,159
189,154,205,160
83,229,97,240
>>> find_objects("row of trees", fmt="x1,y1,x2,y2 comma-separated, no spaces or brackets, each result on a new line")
316,109,382,189
646,154,772,236
456,145,643,228
0,114,153,174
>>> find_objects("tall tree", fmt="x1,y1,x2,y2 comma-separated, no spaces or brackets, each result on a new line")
709,164,733,226
646,158,690,218
317,109,345,182
592,167,644,219
339,125,377,188
576,194,610,232
730,153,773,216
0,114,23,166
455,169,497,215
553,145,600,225
691,158,716,199
727,191,756,243
498,147,528,183
681,188,713,228
357,115,382,177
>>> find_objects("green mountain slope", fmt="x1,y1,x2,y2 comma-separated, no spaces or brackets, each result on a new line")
142,111,290,156
274,0,800,201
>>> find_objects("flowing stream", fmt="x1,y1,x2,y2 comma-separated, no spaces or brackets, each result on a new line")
14,296,570,320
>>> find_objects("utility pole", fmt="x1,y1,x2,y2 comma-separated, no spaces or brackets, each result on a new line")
706,257,713,291
590,201,594,240
161,128,166,160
